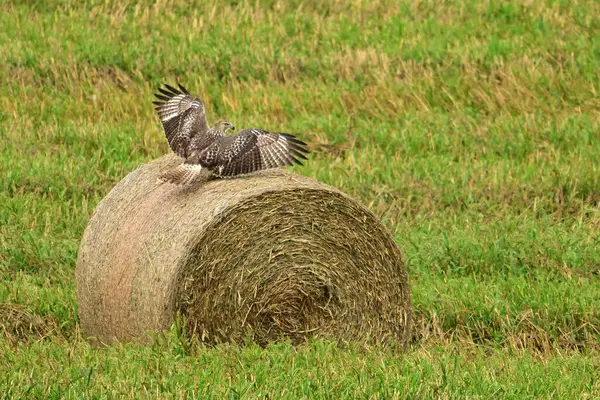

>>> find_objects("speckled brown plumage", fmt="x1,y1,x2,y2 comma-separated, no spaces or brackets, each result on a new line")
153,84,209,158
154,84,309,185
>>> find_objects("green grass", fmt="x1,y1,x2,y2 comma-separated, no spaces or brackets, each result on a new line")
2,0,600,397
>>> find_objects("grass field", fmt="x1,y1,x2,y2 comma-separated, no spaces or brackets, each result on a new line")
2,0,600,397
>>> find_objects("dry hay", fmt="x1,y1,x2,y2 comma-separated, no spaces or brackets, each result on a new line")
76,154,412,347
0,303,58,344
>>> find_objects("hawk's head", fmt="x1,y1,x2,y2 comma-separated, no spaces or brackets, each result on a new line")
214,120,235,132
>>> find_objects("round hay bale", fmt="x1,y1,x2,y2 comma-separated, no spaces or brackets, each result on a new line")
76,154,412,347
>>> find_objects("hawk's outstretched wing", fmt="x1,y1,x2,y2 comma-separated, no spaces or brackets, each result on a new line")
199,128,309,178
153,83,208,158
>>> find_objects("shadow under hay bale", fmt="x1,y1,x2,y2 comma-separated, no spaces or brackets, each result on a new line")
76,154,412,347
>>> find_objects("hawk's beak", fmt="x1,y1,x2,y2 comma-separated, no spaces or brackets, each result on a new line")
230,124,235,130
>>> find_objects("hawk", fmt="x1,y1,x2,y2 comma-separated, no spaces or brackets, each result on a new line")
153,83,309,185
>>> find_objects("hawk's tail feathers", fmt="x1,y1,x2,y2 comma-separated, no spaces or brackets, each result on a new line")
159,164,203,185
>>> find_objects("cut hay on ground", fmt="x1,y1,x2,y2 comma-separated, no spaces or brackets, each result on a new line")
76,154,412,347
0,303,58,344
